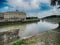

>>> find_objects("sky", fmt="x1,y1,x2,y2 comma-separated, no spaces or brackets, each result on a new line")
0,0,60,18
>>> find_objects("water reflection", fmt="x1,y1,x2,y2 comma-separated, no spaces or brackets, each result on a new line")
20,21,58,38
0,21,59,45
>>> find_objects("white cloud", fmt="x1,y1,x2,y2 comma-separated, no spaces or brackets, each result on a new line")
7,0,50,10
6,0,60,18
27,8,60,18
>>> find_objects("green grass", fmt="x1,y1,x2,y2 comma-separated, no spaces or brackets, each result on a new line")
12,39,29,45
12,38,36,45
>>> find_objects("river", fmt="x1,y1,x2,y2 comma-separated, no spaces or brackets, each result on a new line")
0,20,59,45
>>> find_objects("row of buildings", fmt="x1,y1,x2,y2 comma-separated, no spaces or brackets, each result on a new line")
0,11,26,20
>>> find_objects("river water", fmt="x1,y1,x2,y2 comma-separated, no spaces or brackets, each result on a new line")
0,20,59,45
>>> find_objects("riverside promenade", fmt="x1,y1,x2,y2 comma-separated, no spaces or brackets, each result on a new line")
0,18,40,23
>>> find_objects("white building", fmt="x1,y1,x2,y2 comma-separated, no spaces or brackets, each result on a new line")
0,11,26,20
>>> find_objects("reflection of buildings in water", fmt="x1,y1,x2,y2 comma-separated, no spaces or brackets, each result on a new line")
0,24,26,33
0,24,26,45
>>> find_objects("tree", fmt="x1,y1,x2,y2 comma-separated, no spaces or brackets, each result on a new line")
51,0,60,6
51,0,57,6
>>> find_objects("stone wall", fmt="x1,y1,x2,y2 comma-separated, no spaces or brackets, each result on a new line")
0,29,20,45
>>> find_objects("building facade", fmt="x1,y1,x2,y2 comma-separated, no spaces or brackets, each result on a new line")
0,13,4,19
0,11,26,20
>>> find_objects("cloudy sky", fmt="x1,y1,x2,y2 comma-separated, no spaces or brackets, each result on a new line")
0,0,60,18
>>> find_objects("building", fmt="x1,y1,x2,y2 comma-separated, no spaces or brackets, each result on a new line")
0,13,4,19
0,11,26,20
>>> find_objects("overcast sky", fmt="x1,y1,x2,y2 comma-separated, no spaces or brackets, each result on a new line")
0,0,60,18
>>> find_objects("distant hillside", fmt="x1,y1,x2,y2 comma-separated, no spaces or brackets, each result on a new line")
42,15,60,23
42,15,60,19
